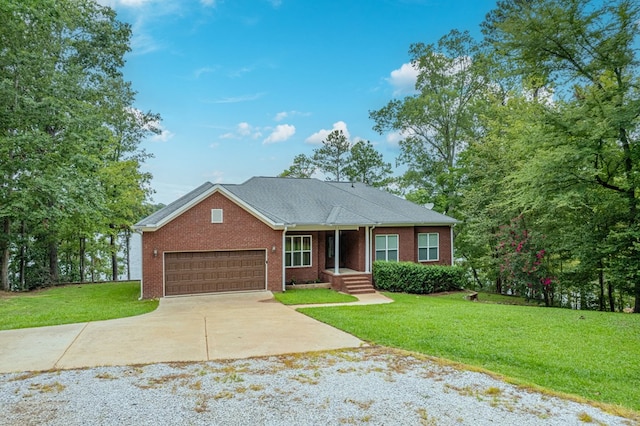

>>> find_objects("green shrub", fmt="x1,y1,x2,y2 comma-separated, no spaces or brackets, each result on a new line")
372,261,467,294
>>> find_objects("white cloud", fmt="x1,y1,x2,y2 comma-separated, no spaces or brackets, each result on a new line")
263,124,295,144
274,111,288,121
200,0,216,6
273,110,310,122
203,170,224,183
385,129,414,146
237,122,253,136
150,125,175,142
305,121,350,144
388,62,419,96
96,0,151,7
220,122,263,140
209,92,266,104
194,66,217,79
229,66,254,78
268,0,283,8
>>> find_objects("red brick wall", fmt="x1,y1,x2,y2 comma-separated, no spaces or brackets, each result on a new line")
415,226,453,265
284,231,321,284
141,191,283,298
343,229,365,271
372,226,453,266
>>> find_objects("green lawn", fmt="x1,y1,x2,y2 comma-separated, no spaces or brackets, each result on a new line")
274,288,358,305
0,282,158,330
299,292,640,414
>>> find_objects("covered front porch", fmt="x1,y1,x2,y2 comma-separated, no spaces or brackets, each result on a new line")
284,227,376,295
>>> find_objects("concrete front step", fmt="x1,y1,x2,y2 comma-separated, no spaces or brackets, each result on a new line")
343,279,376,295
348,289,377,295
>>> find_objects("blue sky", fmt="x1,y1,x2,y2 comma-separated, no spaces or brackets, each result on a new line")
101,0,498,205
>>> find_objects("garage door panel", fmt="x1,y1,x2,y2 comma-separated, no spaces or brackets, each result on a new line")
165,250,265,296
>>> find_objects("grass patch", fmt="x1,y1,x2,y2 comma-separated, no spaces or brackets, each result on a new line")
0,282,158,330
433,291,541,306
299,292,640,412
274,288,358,305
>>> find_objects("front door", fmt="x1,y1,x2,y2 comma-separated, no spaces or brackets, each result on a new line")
325,232,346,269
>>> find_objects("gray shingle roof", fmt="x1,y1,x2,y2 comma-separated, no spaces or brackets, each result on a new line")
135,177,457,230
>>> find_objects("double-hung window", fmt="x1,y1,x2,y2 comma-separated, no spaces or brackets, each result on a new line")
418,233,439,261
375,234,398,262
285,235,312,267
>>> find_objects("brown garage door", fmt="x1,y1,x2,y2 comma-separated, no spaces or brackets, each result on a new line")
164,250,266,296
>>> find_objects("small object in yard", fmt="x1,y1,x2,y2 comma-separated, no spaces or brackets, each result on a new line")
579,315,585,320
466,292,478,302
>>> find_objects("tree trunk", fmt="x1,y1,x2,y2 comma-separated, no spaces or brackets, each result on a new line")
471,267,482,288
607,279,615,312
495,275,502,294
598,264,605,311
110,232,118,281
79,237,85,282
19,221,26,290
125,230,131,281
542,286,550,307
48,240,58,285
1,217,10,291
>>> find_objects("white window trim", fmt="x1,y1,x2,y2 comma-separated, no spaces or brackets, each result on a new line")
418,232,439,262
211,209,223,223
285,235,312,268
375,234,399,262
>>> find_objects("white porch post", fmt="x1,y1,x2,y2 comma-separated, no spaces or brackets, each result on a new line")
282,227,288,291
334,228,340,275
365,226,370,273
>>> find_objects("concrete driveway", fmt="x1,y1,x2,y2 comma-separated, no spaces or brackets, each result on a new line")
0,291,378,373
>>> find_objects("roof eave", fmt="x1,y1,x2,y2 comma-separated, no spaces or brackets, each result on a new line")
137,184,283,232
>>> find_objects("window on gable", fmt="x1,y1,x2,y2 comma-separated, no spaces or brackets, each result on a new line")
211,209,223,223
418,233,439,261
375,234,398,262
285,235,312,267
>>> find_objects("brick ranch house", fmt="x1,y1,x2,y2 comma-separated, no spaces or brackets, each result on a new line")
134,177,458,299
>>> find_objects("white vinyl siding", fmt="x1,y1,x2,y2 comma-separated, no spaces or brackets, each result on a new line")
285,235,312,267
375,234,398,262
418,233,439,261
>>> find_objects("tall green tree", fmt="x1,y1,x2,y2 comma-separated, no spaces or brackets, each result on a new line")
280,134,392,186
370,29,488,215
312,130,352,181
482,0,640,311
279,153,316,178
0,0,158,290
345,140,392,187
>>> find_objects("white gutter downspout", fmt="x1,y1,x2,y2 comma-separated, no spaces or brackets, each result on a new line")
282,226,288,291
137,229,144,300
364,226,370,273
450,225,455,266
369,225,376,273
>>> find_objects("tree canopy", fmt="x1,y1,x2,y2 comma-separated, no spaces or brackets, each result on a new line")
280,130,392,187
0,0,159,289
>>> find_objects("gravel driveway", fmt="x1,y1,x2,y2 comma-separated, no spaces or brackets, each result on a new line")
0,347,633,426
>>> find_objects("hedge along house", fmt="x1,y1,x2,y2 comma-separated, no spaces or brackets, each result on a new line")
134,177,458,299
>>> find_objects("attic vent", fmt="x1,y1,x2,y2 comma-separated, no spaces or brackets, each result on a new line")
211,209,223,223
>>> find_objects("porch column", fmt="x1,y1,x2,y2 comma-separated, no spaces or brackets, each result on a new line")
365,226,370,273
282,228,287,291
334,228,340,275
